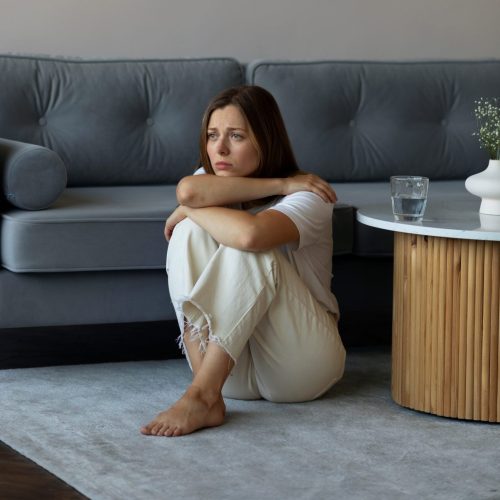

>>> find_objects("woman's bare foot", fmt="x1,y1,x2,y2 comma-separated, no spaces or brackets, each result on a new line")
140,385,226,437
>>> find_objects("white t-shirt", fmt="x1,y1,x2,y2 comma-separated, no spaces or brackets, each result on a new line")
268,192,339,319
192,168,339,318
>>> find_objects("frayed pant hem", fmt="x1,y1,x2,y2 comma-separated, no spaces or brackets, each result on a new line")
174,296,238,365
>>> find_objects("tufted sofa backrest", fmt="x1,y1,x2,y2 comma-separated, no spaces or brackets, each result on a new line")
248,60,500,182
0,56,243,186
1,56,499,186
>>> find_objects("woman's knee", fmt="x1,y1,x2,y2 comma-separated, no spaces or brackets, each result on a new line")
173,218,209,240
166,218,219,277
169,218,218,254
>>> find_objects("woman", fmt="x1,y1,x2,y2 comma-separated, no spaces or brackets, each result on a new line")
141,85,346,437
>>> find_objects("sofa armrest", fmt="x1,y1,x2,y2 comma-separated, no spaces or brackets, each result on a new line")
0,138,67,210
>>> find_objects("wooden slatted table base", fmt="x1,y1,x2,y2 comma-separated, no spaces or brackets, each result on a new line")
392,232,500,422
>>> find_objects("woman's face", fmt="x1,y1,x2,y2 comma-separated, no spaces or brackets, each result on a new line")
206,105,260,177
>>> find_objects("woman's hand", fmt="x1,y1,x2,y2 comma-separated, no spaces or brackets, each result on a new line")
165,205,188,241
282,174,337,203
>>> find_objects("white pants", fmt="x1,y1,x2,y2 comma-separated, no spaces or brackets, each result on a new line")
166,218,346,403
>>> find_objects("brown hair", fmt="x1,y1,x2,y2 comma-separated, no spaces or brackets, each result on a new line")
198,85,300,180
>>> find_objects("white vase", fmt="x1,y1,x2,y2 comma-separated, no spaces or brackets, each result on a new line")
465,159,500,215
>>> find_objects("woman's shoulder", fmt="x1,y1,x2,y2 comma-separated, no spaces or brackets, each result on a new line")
275,191,332,210
270,191,333,223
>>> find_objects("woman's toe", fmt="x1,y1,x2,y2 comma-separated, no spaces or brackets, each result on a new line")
150,423,162,435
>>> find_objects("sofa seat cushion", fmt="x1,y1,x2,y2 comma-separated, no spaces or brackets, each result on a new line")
1,185,177,272
333,179,470,256
2,184,357,273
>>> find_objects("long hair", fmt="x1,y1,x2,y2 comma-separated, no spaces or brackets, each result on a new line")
198,85,300,180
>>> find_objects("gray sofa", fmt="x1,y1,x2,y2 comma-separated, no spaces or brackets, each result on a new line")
1,55,497,366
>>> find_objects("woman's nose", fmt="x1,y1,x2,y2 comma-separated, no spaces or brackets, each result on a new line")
216,137,229,155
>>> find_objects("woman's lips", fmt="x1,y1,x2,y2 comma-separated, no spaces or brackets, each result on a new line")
215,162,232,170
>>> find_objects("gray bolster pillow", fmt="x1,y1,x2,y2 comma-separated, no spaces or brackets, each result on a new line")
0,138,67,210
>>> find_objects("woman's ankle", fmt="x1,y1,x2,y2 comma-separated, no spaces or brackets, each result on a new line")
186,384,222,407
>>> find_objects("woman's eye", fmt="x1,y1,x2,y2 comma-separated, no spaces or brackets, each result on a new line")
231,133,243,140
207,133,218,140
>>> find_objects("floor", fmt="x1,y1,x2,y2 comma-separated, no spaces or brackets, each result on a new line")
0,320,392,499
2,347,499,500
0,321,183,500
0,441,86,500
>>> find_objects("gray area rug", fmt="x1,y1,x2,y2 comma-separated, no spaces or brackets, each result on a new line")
1,349,499,500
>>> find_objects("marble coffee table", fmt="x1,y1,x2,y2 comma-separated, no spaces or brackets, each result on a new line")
357,197,500,422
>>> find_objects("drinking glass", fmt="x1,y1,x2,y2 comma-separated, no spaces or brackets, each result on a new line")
390,176,429,221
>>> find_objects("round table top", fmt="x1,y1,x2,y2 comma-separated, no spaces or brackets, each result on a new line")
356,198,500,241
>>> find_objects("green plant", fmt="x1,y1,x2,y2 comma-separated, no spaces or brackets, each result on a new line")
473,97,500,160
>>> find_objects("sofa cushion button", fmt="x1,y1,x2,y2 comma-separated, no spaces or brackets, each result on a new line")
146,118,154,126
349,120,355,127
38,117,47,126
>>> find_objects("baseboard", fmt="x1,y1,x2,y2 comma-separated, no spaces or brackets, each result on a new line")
0,311,392,369
0,321,183,369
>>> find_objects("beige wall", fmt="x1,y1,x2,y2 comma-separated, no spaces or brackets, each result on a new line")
1,0,499,61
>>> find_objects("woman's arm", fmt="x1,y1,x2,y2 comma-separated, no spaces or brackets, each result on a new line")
165,205,299,251
176,175,283,207
176,173,336,207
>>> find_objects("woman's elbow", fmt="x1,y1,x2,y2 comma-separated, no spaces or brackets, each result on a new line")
176,178,198,206
237,225,267,252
